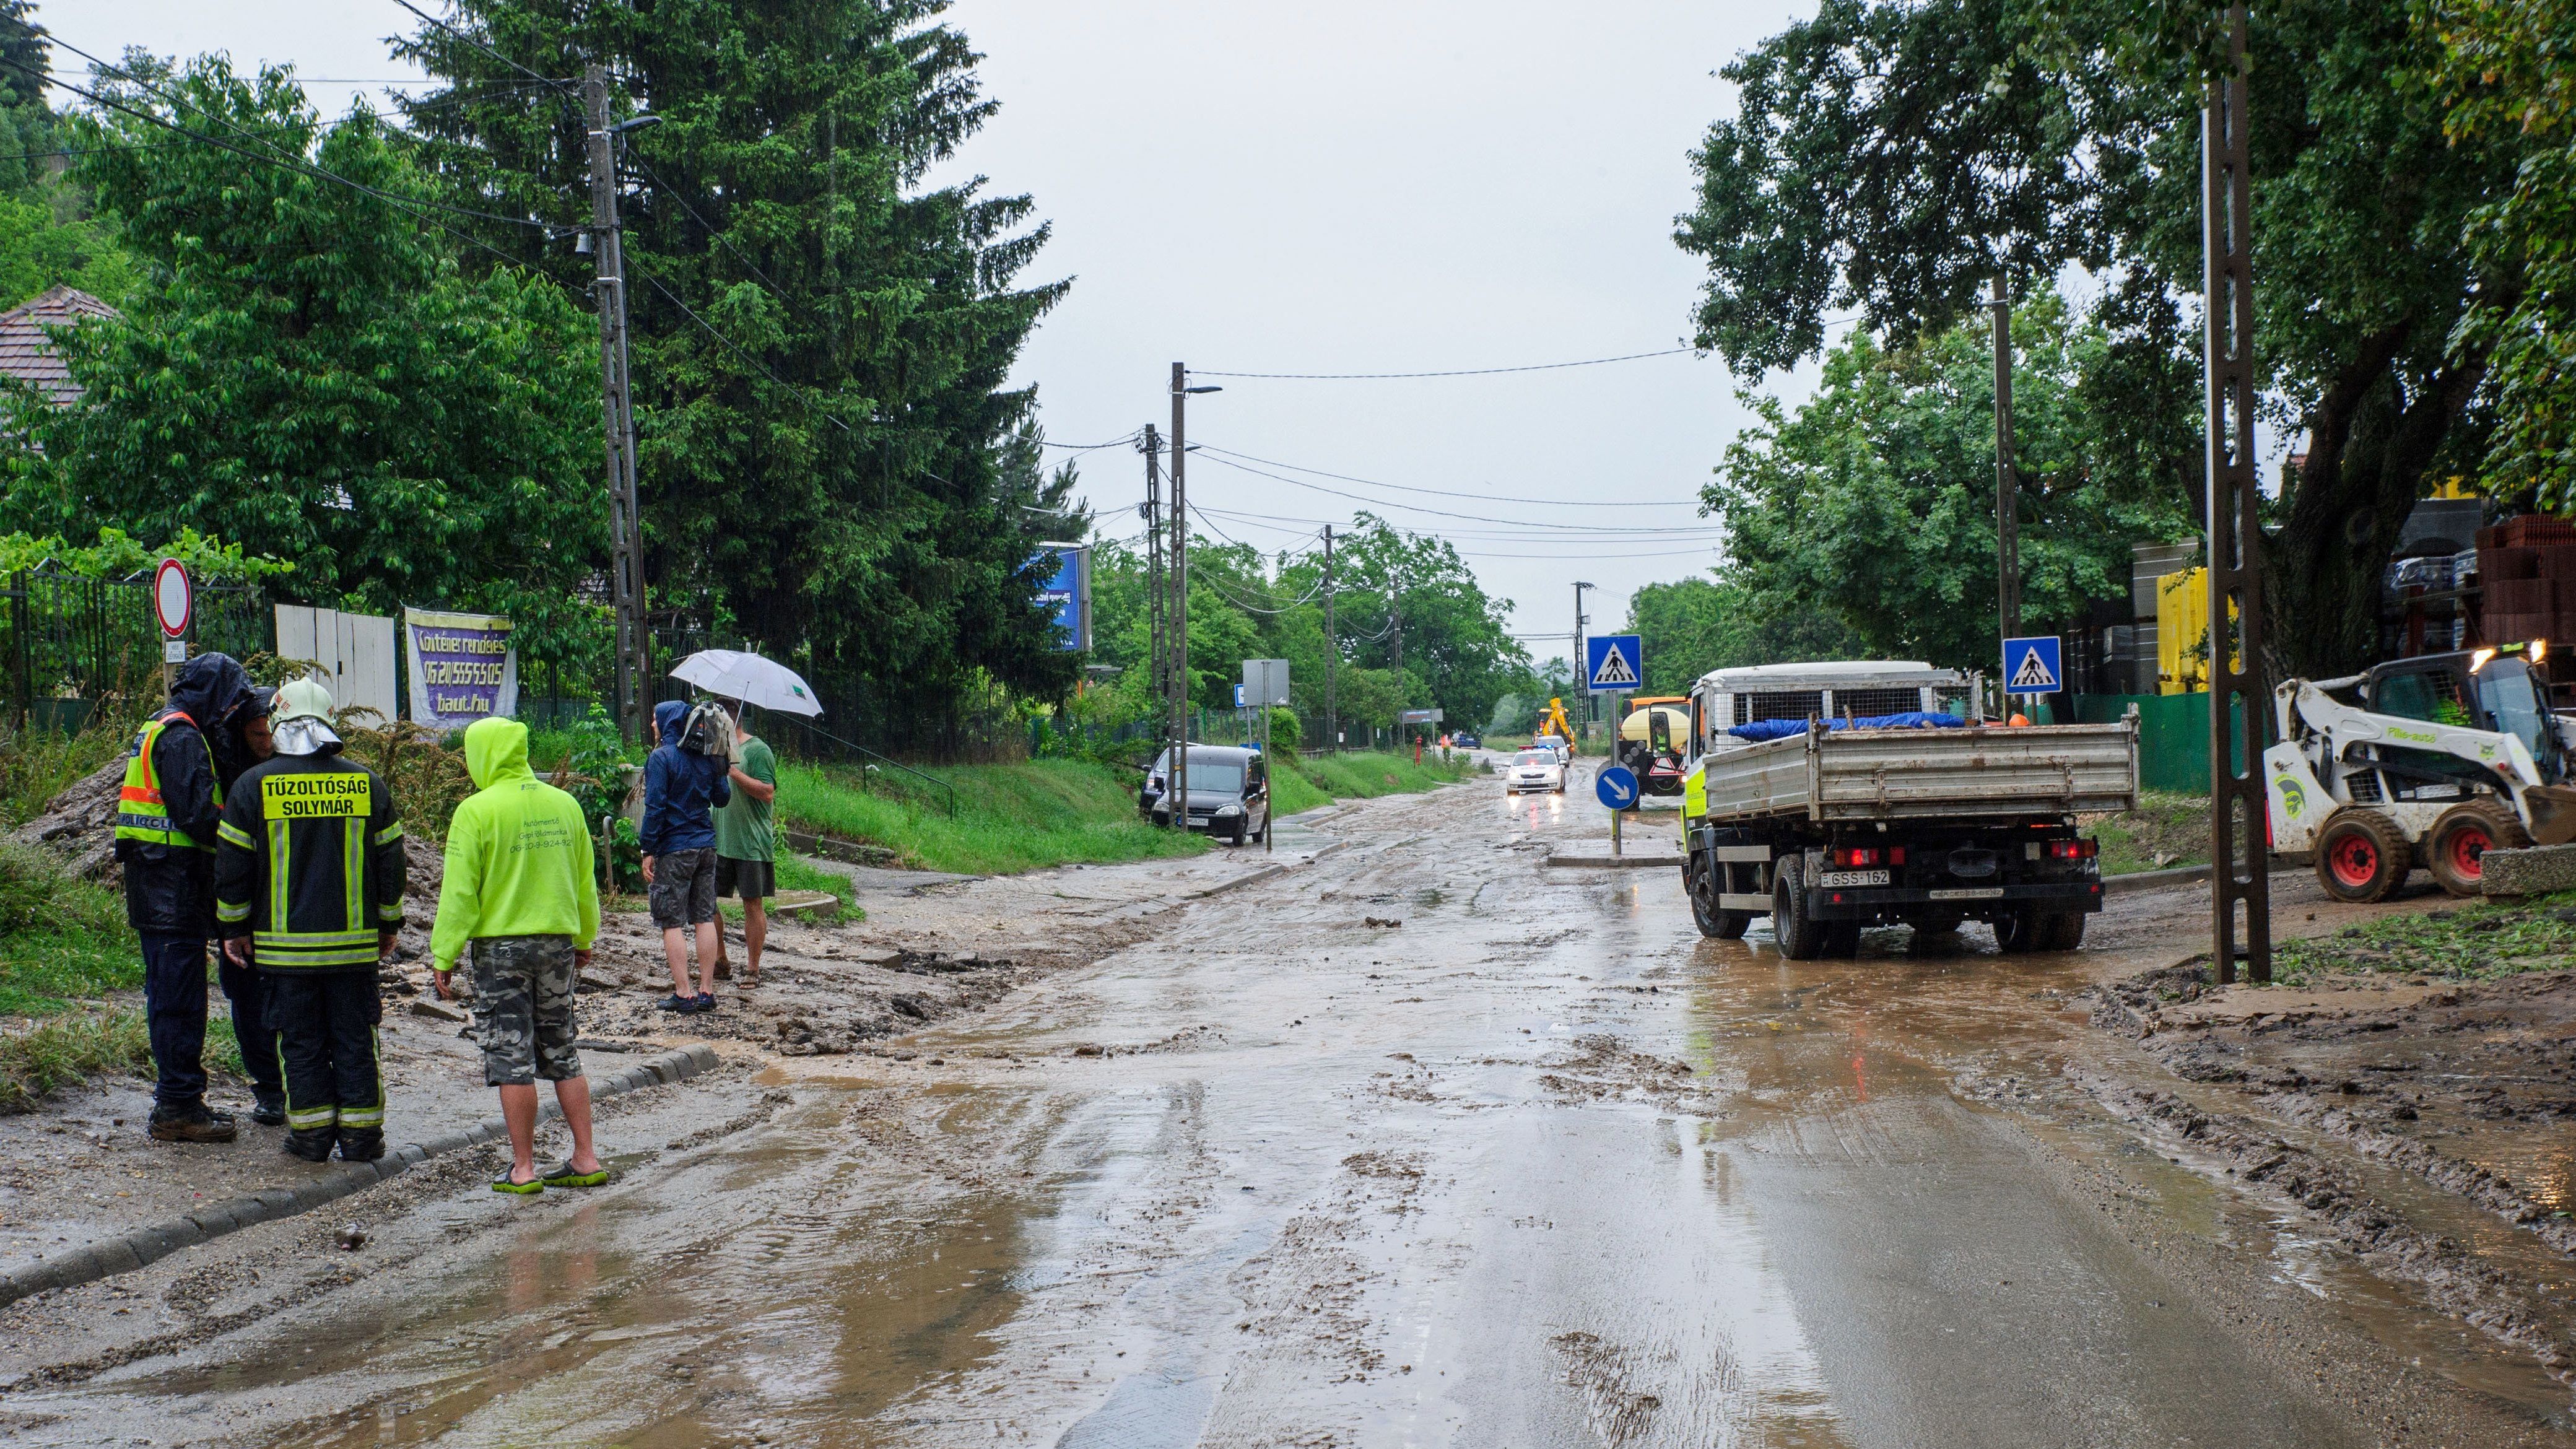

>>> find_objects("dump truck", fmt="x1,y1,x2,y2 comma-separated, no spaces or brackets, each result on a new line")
2265,641,2576,901
1676,661,2139,957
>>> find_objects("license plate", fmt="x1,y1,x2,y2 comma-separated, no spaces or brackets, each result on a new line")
1818,869,1889,887
1928,887,2005,900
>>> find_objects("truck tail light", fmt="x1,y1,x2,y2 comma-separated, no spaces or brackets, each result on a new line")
1834,846,1902,868
2047,838,2098,860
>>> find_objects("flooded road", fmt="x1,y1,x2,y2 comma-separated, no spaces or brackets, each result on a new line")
13,778,2572,1446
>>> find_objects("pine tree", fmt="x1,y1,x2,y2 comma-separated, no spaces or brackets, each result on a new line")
393,0,1077,716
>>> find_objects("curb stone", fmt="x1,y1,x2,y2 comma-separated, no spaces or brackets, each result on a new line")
0,1042,720,1312
1186,840,1351,901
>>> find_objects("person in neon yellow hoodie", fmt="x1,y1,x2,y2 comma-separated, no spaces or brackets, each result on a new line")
431,717,607,1193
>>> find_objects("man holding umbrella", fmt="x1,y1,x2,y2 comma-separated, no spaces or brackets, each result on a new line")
666,651,820,990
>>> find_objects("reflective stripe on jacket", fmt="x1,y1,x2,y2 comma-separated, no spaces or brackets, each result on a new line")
214,755,407,971
113,713,220,850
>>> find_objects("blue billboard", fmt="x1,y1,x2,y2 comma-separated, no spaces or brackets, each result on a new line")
1034,545,1089,651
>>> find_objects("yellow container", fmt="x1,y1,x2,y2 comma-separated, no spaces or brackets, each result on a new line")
2156,567,2241,694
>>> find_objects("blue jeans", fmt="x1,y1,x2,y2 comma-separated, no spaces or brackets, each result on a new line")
139,935,282,1110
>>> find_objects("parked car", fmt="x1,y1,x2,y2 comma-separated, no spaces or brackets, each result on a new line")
1453,733,1482,749
1505,747,1567,794
1142,744,1273,844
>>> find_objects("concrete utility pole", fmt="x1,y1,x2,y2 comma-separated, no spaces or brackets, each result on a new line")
1323,523,1337,752
1169,367,1189,825
584,66,646,745
1167,368,1221,822
1573,581,1595,739
2203,2,2271,983
1992,275,2021,650
1141,424,1164,726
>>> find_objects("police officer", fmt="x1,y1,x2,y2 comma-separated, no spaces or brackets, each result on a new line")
214,679,407,1163
114,651,261,1143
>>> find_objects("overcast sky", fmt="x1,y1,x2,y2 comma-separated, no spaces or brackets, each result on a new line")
55,1,1830,667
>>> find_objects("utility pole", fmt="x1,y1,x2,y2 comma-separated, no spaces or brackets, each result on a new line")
1573,581,1595,741
584,66,646,745
2203,2,2271,983
1992,274,2021,668
1141,424,1164,729
1323,523,1337,752
1169,367,1189,825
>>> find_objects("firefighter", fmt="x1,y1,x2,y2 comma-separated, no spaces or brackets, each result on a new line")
213,679,407,1163
113,651,261,1143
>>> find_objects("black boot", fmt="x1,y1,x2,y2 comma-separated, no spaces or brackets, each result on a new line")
149,1103,239,1144
336,1128,385,1162
250,1092,287,1127
283,1127,335,1162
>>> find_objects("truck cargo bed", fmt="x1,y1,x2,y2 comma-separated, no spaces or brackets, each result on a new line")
1692,721,2139,823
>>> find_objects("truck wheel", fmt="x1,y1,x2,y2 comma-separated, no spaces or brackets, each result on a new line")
1772,870,1827,960
2039,911,2087,951
2425,801,2529,897
2314,811,2411,903
1686,857,1750,939
1993,908,2040,954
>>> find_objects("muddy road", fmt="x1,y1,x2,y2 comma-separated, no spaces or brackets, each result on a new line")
8,778,2574,1447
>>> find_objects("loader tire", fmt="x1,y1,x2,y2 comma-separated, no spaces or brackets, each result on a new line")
2314,810,2412,903
2426,801,2529,897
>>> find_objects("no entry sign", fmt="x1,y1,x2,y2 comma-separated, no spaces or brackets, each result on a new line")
152,559,193,638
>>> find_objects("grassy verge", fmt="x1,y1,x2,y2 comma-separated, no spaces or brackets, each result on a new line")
0,843,139,1015
775,757,1206,876
2083,791,2212,876
2269,892,2576,988
1272,750,1476,816
0,1011,150,1113
713,853,865,925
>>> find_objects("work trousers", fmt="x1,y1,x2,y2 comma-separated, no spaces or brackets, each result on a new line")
266,971,384,1136
140,935,281,1110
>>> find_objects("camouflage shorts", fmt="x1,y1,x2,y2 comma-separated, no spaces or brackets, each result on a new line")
648,846,720,929
469,934,581,1086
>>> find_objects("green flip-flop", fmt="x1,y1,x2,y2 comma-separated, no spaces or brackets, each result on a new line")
541,1160,610,1188
491,1168,544,1195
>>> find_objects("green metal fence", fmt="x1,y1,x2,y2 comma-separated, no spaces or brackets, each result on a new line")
2068,692,2248,796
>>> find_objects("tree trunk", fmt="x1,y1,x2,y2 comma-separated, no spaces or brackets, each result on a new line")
2267,328,2482,681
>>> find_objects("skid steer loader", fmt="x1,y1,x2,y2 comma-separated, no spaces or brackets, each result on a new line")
2265,642,2576,900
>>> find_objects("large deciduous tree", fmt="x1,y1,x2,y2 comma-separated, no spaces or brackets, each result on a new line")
0,58,603,663
393,0,1077,708
1706,293,2196,668
1676,0,2519,677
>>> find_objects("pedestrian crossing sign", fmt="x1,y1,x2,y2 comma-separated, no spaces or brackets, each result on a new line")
1585,634,1642,694
2003,635,2063,694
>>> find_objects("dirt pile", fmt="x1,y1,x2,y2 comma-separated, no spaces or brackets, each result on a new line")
8,762,124,883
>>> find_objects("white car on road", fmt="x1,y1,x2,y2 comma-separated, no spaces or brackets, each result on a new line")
1505,747,1566,794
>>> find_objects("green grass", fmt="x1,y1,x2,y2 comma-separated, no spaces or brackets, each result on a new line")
1273,750,1475,816
2269,890,2576,987
0,1010,150,1114
0,843,140,1015
775,757,1208,876
2083,791,2212,876
714,852,866,925
1,711,140,829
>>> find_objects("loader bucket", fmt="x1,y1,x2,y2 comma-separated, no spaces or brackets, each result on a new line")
2522,785,2576,846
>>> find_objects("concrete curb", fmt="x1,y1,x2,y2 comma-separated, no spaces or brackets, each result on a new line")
1188,841,1351,900
1543,853,1684,869
2102,861,2306,897
0,1042,722,1312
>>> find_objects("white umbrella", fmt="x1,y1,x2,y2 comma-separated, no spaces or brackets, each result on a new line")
667,649,824,716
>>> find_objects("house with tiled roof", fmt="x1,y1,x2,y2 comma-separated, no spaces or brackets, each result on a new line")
0,284,118,407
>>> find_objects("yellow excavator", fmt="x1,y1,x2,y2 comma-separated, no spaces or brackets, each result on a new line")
1534,697,1576,751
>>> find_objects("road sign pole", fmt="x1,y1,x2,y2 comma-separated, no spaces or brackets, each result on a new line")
1612,790,1622,858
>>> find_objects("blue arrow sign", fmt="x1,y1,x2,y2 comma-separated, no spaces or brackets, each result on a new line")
1595,764,1640,811
1585,634,1642,694
2002,635,2063,694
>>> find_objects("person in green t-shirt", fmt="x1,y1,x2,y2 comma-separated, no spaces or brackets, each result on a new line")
711,698,778,985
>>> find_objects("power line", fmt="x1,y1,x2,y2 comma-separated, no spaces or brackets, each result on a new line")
1193,442,1702,510
19,46,554,234
1188,451,1731,534
380,0,580,96
1192,346,1701,381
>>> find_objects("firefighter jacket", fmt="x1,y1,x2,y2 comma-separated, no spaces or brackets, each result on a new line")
214,752,408,971
115,654,256,936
